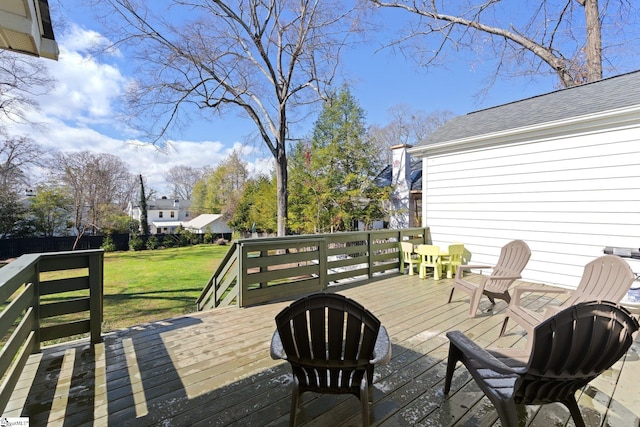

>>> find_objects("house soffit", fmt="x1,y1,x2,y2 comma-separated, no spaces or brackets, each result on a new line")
0,0,59,60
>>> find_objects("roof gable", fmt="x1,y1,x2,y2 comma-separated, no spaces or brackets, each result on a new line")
415,70,640,147
185,214,224,229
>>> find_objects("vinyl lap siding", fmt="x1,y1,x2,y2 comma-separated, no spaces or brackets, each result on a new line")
424,134,640,287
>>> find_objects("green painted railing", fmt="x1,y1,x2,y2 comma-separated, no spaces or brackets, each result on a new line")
0,249,103,412
197,227,430,309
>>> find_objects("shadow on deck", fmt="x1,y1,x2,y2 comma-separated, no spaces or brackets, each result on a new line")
7,274,640,426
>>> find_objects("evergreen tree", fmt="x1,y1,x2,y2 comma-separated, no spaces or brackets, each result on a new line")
139,174,150,235
289,87,390,233
29,185,72,237
228,175,277,234
0,189,28,238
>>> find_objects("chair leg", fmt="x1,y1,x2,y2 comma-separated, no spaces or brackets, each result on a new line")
367,366,375,402
444,344,460,395
499,316,509,337
289,380,300,427
469,290,482,318
562,395,586,427
493,399,520,427
360,377,370,427
447,287,455,303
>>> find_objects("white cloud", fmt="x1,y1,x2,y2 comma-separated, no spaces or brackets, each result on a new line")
2,24,271,195
59,24,119,56
39,38,127,123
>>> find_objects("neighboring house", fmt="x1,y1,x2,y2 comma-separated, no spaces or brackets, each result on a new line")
128,198,233,236
376,144,422,228
409,70,640,288
0,0,59,60
184,214,232,235
128,197,193,234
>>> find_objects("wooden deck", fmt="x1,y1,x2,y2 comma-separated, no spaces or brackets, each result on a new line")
6,274,640,426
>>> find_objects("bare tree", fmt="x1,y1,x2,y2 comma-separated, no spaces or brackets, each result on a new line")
0,51,55,126
0,134,49,191
90,0,362,235
54,151,135,241
367,105,453,164
370,0,640,88
167,165,208,200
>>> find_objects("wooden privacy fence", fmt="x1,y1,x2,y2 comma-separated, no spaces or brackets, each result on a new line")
0,249,103,412
197,227,430,310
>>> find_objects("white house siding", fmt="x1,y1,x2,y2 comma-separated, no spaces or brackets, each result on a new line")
421,124,640,288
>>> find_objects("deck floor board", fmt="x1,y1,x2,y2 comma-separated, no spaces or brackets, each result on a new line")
8,274,640,426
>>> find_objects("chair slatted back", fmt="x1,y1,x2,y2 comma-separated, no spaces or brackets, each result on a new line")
416,244,440,265
563,255,634,307
400,241,414,260
486,240,531,292
275,293,381,393
515,301,639,405
447,244,465,263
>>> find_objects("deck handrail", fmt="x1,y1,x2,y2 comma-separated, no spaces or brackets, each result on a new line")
197,241,240,311
0,249,103,412
197,227,430,309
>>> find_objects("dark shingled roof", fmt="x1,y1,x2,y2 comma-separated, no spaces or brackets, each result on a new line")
375,159,422,192
415,70,640,147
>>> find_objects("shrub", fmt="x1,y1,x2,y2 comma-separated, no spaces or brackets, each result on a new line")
101,235,116,252
129,234,145,251
146,235,159,250
163,235,177,248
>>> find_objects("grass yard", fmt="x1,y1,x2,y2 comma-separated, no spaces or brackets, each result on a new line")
100,244,229,331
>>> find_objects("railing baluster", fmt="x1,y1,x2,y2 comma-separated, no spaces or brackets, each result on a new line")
198,227,430,309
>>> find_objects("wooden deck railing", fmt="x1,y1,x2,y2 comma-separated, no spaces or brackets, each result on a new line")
0,249,103,412
197,227,430,309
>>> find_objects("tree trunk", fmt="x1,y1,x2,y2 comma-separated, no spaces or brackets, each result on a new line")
584,0,602,82
275,144,288,237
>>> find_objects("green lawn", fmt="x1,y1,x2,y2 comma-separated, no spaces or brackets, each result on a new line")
101,244,229,331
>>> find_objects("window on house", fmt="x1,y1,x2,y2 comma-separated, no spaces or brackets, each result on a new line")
185,211,190,217
159,211,163,218
170,211,175,218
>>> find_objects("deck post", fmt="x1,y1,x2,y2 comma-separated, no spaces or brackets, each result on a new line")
32,265,41,353
89,251,103,344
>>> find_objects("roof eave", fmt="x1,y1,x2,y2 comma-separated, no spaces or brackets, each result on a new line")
408,105,640,157
0,0,59,60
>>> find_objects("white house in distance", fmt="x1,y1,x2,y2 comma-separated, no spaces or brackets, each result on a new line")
409,70,640,289
128,197,232,235
128,197,192,234
183,214,232,235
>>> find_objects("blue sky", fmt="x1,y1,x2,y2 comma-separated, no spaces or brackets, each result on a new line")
9,1,631,194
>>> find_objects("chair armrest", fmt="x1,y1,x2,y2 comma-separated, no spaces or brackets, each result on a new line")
456,264,492,278
488,274,522,281
458,264,492,271
511,285,569,305
370,326,392,365
270,330,287,361
446,331,521,375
